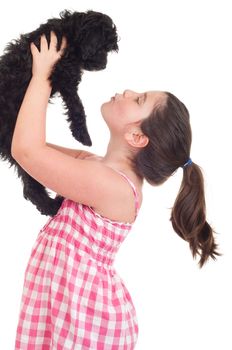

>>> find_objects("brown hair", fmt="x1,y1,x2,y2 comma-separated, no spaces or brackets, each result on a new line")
131,91,222,268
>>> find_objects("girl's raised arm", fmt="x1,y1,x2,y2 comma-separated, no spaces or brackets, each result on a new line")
46,143,96,159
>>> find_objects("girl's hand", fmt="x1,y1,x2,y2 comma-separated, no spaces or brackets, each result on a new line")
30,30,67,81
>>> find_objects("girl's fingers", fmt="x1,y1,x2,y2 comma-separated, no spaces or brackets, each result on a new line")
50,31,67,54
50,31,58,48
60,36,67,52
40,34,49,50
30,41,39,55
30,31,67,56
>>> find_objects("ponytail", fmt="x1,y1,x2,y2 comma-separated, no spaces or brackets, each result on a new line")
170,162,222,268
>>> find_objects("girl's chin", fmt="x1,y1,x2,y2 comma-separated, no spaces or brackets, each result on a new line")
101,96,114,108
101,100,110,111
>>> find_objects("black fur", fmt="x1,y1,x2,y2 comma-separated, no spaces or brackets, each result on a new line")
0,9,118,216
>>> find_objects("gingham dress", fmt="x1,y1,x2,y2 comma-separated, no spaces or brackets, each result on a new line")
15,170,139,349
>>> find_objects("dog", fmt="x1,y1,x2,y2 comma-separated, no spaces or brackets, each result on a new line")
0,9,118,217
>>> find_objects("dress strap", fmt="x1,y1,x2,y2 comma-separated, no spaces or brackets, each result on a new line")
114,170,140,218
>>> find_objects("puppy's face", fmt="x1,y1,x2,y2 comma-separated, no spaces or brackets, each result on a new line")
73,10,119,71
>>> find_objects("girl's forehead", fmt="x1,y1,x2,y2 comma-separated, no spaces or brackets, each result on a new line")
147,90,164,97
146,90,167,105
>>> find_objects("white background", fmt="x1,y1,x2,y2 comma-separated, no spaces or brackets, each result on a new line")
0,0,231,349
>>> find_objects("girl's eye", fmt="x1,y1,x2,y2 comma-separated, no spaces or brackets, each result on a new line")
136,96,142,104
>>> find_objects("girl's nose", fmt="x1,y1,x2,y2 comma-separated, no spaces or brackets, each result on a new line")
123,89,136,97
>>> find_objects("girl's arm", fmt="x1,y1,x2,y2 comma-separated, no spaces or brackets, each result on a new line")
46,143,96,159
11,31,119,210
11,31,67,156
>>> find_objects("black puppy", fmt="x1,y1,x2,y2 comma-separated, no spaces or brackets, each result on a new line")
0,9,118,216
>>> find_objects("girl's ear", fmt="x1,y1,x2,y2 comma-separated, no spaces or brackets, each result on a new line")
124,128,149,148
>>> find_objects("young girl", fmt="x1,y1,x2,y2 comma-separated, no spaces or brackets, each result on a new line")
12,31,221,349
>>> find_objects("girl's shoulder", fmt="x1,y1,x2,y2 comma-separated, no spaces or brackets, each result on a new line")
83,155,143,223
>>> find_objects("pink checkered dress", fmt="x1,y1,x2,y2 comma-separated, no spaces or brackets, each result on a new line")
15,170,139,349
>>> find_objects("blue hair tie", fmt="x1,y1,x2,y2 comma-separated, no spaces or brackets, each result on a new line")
182,158,192,168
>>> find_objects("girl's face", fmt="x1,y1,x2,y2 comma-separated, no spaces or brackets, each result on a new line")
101,89,166,136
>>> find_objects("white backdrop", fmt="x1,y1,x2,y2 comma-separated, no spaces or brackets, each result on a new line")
0,0,231,349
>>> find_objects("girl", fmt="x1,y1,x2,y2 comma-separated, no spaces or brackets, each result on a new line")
12,31,221,349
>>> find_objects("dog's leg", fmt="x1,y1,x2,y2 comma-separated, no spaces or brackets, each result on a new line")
15,162,64,216
0,131,64,217
58,86,92,146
